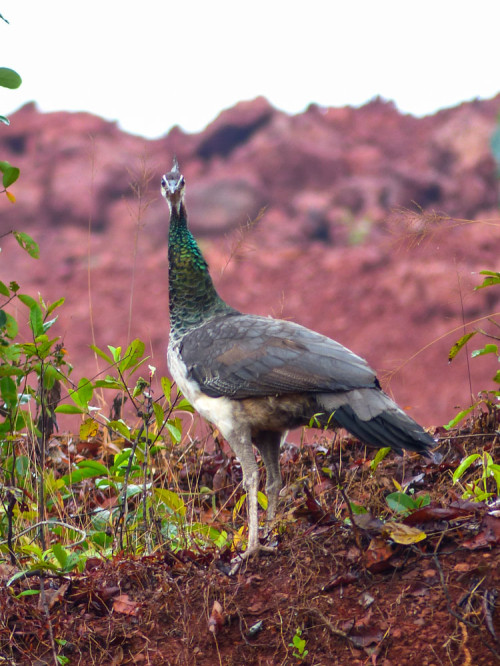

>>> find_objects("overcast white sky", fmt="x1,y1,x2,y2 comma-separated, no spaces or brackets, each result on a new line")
1,1,500,139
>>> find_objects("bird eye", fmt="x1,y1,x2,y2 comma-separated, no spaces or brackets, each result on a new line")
161,177,167,188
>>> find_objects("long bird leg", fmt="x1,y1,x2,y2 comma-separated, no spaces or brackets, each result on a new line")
228,431,278,575
254,430,283,529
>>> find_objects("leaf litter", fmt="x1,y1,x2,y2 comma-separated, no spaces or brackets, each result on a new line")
1,411,499,665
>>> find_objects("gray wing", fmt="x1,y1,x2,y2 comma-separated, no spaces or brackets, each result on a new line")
177,313,378,398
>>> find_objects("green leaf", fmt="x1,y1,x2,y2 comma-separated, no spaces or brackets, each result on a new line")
54,404,85,415
0,67,22,89
108,419,131,440
13,232,39,259
93,376,124,390
108,345,122,363
165,421,181,443
474,271,500,290
2,165,19,188
0,309,6,328
161,376,172,403
29,304,44,337
51,542,68,569
46,298,65,317
370,446,391,472
349,501,368,515
152,402,164,429
3,312,18,338
90,531,113,548
0,375,17,407
119,338,145,373
444,405,475,430
154,488,186,517
68,377,93,409
452,454,481,483
471,344,498,358
77,459,109,476
17,293,37,309
176,398,194,413
90,344,115,365
386,491,418,514
0,115,10,125
0,281,10,297
448,332,476,362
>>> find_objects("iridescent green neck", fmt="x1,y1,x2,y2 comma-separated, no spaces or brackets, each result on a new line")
168,202,236,338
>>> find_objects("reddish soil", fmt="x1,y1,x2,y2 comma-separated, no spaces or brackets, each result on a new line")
1,417,499,665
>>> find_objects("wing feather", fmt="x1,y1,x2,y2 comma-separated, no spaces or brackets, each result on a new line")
178,313,377,398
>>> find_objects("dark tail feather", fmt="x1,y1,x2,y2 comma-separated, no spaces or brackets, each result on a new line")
331,404,435,456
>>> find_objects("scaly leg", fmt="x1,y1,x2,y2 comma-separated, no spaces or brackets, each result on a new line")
254,430,283,527
227,430,276,574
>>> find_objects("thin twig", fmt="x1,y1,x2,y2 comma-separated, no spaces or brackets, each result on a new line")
0,520,87,547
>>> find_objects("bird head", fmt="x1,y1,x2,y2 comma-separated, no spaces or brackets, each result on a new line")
161,157,186,213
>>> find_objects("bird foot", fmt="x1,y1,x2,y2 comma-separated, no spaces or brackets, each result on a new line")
229,543,277,576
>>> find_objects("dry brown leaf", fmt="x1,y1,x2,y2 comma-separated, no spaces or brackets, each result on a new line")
208,600,224,635
113,593,139,616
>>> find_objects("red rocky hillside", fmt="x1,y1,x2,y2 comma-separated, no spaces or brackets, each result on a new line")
1,95,500,428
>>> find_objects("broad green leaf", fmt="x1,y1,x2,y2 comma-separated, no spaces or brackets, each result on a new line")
448,332,476,362
3,312,18,338
77,459,109,476
13,232,39,259
0,309,6,328
166,421,181,443
46,297,65,317
452,454,481,483
69,377,93,409
176,398,194,413
90,531,113,548
51,542,68,568
119,338,145,373
17,293,37,309
0,281,9,296
108,419,131,439
154,488,186,517
493,370,500,384
2,165,19,188
113,448,134,469
0,67,22,89
386,491,417,514
0,375,17,407
54,404,85,415
93,376,124,390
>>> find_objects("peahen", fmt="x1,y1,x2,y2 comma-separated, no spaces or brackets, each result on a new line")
161,158,434,570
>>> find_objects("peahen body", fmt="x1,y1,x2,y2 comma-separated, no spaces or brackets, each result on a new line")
161,158,434,570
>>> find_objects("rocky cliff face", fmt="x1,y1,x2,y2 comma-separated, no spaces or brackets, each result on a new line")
2,95,500,427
